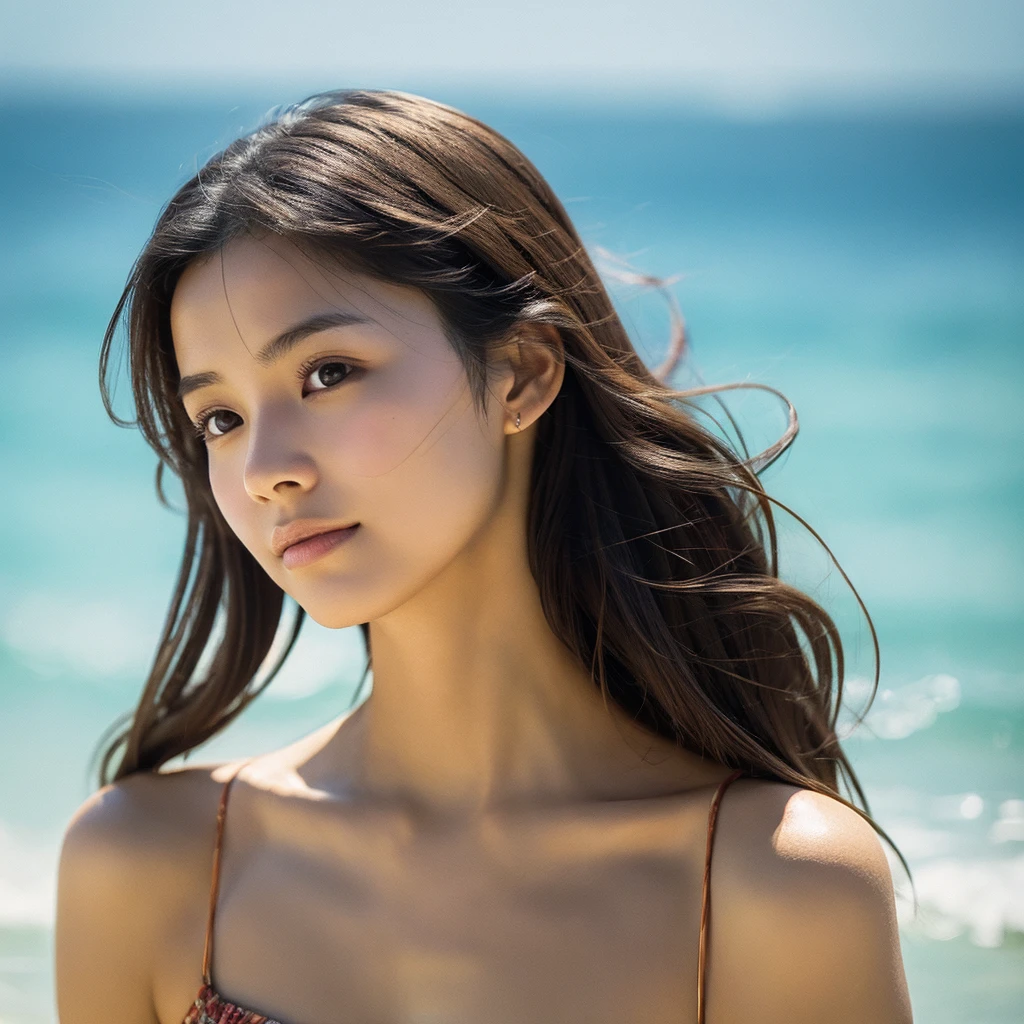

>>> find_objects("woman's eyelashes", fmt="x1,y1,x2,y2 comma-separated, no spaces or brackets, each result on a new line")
190,357,356,443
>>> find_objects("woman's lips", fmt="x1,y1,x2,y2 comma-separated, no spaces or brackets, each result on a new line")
281,525,359,569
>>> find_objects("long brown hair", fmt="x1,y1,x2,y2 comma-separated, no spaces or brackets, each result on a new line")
91,88,911,888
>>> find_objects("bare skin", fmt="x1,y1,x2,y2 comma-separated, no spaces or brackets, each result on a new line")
55,234,913,1023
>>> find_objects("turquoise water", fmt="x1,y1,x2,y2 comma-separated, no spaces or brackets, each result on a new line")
0,91,1021,1022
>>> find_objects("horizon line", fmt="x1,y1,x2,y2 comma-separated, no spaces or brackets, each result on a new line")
2,69,1023,120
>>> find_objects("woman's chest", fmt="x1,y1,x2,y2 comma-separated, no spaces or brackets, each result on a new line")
158,803,711,1024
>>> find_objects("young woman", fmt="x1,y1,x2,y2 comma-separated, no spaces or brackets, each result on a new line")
55,89,914,1024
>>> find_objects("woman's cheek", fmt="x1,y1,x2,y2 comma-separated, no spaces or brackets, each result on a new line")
322,402,417,480
377,413,503,557
328,386,500,549
209,459,263,553
325,371,473,480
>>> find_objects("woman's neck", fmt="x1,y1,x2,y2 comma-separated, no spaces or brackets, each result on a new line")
294,521,721,819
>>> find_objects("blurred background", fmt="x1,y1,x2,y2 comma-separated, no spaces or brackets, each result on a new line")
1,1,1021,1021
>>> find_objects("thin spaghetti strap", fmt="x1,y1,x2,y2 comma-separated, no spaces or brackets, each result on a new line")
201,761,250,988
696,768,744,1024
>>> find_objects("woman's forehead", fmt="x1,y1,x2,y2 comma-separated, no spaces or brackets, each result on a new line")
170,235,447,365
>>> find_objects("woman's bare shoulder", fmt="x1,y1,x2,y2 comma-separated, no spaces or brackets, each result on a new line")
711,778,896,889
54,761,245,1024
706,778,913,1024
60,760,245,863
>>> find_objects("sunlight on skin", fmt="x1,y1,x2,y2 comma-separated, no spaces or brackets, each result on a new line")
169,231,730,821
775,791,833,849
171,233,513,631
772,789,891,890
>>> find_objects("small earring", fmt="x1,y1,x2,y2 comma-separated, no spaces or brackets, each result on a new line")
515,412,521,429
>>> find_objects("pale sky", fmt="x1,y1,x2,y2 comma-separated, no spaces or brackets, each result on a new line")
2,0,1022,111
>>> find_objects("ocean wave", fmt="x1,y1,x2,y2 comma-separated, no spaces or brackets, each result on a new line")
898,853,1024,948
881,792,1024,948
882,819,956,860
989,799,1024,845
838,672,960,740
0,823,57,928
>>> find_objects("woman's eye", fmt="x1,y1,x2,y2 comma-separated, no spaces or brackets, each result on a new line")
191,409,239,441
307,361,350,391
191,359,354,443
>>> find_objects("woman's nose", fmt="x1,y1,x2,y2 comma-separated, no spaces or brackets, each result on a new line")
241,407,319,501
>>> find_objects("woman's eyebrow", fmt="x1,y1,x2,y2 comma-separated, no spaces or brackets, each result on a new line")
177,310,374,400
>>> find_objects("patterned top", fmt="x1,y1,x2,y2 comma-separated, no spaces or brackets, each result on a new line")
181,762,745,1024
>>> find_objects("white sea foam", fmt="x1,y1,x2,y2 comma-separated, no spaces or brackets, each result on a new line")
0,823,57,928
989,800,1024,844
882,819,955,860
838,672,961,740
878,785,1024,948
899,854,1024,948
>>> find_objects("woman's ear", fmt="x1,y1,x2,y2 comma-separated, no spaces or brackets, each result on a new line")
494,323,565,434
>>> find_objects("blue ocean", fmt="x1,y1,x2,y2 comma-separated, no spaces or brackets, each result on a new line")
0,90,1021,1023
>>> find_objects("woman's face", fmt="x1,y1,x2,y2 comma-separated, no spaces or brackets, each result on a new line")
170,234,514,628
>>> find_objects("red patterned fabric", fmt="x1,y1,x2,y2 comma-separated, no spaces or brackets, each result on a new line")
182,981,279,1024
